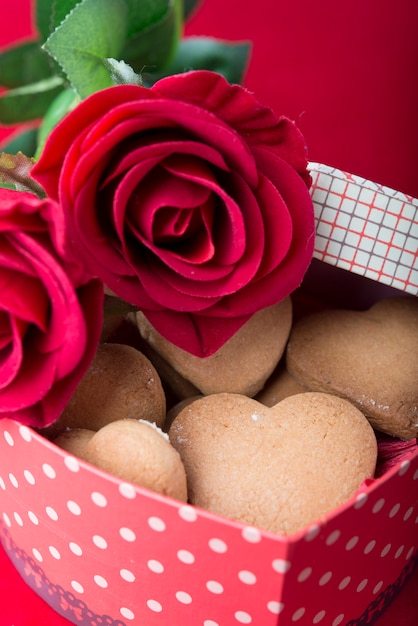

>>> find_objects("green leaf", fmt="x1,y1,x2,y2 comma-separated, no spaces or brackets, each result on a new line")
39,0,181,95
43,0,128,98
144,37,252,86
0,76,65,124
0,128,39,158
123,0,173,36
35,0,82,41
0,152,45,196
103,59,143,86
121,0,183,73
35,88,80,160
0,41,54,88
37,0,174,42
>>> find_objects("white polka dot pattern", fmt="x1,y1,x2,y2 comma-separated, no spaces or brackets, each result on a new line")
69,542,82,556
91,491,107,507
120,568,135,582
207,580,224,594
0,418,416,626
177,549,195,564
120,607,135,620
42,463,56,479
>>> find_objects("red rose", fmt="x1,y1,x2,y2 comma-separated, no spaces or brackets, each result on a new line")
32,70,314,357
0,188,103,428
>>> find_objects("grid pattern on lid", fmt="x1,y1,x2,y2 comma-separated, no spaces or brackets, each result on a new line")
309,163,418,295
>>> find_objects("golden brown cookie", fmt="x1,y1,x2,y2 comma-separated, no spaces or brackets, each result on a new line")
134,335,201,408
48,343,166,435
53,428,95,457
256,361,308,407
136,298,292,397
286,297,418,440
83,419,187,501
165,395,204,431
169,392,377,534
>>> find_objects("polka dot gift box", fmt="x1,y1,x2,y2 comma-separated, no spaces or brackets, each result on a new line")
0,164,417,626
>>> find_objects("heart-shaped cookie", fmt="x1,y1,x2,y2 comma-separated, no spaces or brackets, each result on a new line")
286,297,418,440
168,392,377,535
46,343,167,437
136,298,292,397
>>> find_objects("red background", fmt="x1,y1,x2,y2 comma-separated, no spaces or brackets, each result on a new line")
0,0,417,623
1,0,418,197
184,0,418,198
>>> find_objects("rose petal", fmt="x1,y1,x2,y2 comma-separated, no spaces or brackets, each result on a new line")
101,168,269,310
71,167,133,276
0,264,48,328
107,144,236,273
153,71,309,179
0,189,50,233
0,316,24,389
102,132,231,185
72,98,258,189
0,312,11,351
148,168,265,280
153,70,279,136
32,84,156,196
0,337,56,410
142,308,253,358
0,189,103,427
0,275,101,417
71,117,157,198
192,151,315,316
61,98,256,202
0,212,45,234
162,155,246,265
0,237,37,275
125,164,216,264
132,256,222,311
128,164,246,273
129,169,266,303
242,171,293,276
14,234,87,379
3,279,103,427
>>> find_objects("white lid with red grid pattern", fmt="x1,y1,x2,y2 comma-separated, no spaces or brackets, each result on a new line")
309,163,418,295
